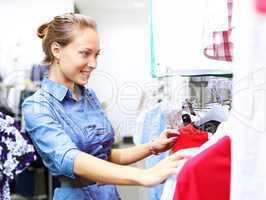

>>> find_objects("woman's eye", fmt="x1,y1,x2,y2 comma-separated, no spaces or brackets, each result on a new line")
79,51,100,58
80,51,90,57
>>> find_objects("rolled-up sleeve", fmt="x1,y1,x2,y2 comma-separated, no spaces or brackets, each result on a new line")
22,98,81,179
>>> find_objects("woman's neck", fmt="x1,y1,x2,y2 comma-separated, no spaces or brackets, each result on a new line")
48,64,79,100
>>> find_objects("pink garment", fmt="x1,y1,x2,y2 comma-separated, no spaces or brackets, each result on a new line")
203,0,233,62
255,0,266,13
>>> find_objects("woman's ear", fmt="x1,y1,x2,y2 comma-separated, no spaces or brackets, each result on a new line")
51,42,62,60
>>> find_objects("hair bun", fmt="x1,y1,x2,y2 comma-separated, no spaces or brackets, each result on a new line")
37,22,50,39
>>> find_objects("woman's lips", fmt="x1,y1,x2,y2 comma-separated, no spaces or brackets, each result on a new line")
81,71,91,75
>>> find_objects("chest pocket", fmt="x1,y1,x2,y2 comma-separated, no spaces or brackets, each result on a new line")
83,116,115,159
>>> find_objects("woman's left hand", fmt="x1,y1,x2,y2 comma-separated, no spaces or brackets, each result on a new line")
149,129,179,154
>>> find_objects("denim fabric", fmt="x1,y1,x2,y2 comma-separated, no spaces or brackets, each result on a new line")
53,183,120,200
22,78,120,200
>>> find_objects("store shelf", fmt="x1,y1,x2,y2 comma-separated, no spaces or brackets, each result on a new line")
156,69,233,78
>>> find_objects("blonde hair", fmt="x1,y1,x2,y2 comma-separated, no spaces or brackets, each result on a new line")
37,13,97,64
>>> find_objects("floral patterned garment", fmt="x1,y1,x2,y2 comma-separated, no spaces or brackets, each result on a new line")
0,113,36,200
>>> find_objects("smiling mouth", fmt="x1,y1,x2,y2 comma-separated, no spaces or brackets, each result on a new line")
81,71,91,76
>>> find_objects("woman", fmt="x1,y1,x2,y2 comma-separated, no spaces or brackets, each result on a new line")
22,13,185,200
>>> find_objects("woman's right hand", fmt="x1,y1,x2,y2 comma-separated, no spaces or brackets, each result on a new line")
137,152,188,187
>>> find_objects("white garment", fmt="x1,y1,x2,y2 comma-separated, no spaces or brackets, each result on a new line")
160,148,199,200
229,0,266,199
194,104,230,126
160,176,176,200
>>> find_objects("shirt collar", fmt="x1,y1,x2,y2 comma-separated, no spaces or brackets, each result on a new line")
41,78,69,101
42,78,86,101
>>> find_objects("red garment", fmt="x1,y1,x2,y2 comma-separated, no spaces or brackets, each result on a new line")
173,136,231,200
172,124,209,153
203,30,233,62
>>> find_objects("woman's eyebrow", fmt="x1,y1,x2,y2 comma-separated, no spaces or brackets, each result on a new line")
81,48,101,53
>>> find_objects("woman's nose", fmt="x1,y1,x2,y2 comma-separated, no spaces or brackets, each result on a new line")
87,59,97,69
87,63,96,69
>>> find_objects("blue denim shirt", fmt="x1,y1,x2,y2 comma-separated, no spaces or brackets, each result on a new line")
22,78,120,200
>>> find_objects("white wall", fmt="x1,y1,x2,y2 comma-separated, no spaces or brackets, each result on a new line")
0,0,73,80
151,0,232,75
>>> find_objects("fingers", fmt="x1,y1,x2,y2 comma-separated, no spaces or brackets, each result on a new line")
159,137,177,146
162,129,180,138
167,160,184,168
170,168,180,176
169,151,190,161
161,167,180,178
167,137,178,143
152,158,190,184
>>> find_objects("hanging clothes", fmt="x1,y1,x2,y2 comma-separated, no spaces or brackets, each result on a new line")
207,77,233,105
160,148,199,200
134,103,169,200
172,124,209,152
30,64,48,82
161,124,208,200
161,111,230,200
193,105,229,132
0,113,36,200
173,136,231,200
203,0,233,62
229,0,266,199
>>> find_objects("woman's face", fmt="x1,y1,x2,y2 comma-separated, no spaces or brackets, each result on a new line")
58,27,100,86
